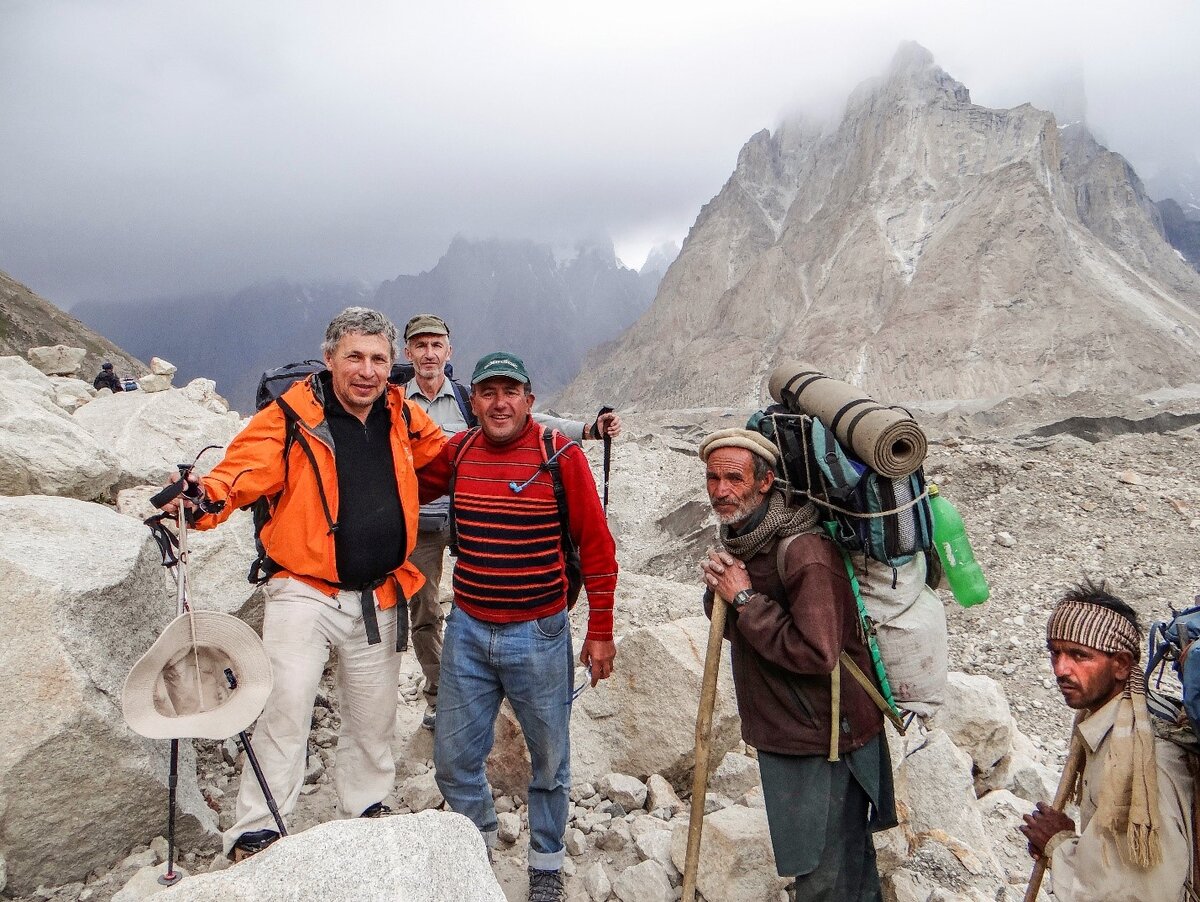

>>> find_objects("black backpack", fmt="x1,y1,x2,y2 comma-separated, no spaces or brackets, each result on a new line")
245,364,413,584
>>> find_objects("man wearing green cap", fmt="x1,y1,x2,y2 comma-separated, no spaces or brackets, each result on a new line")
417,351,618,902
400,314,621,732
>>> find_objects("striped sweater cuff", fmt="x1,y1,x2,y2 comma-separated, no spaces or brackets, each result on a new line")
585,592,615,642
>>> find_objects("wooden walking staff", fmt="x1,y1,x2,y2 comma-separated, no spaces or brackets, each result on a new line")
681,593,728,902
1024,731,1085,902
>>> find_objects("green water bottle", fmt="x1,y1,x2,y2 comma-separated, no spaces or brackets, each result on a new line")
928,483,990,607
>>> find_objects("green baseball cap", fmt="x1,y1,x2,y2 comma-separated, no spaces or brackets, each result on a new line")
471,351,530,385
403,313,450,340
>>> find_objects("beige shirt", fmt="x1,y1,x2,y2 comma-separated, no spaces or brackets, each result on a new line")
1049,694,1194,901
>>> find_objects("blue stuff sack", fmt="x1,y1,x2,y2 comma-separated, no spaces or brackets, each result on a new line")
1147,602,1200,742
810,419,933,567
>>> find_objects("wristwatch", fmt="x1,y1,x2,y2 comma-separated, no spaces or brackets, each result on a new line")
731,589,755,609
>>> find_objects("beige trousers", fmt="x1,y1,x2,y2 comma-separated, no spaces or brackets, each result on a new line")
407,527,449,706
222,577,400,854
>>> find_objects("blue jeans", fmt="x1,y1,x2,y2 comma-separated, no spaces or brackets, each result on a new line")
434,606,574,871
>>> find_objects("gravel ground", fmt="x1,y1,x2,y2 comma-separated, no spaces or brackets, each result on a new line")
15,396,1200,901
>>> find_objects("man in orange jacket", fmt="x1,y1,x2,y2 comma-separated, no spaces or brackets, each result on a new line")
164,307,446,860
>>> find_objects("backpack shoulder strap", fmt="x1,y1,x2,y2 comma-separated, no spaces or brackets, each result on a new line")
275,396,337,536
775,532,800,584
395,393,415,436
450,380,478,429
540,426,574,551
447,426,483,553
776,529,906,756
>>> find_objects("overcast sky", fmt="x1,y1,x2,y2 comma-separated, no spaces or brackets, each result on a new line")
2,0,1198,307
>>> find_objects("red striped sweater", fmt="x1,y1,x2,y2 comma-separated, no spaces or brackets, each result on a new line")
417,417,617,641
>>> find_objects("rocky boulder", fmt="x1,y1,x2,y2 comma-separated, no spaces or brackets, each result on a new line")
487,616,740,796
27,344,86,376
50,376,96,412
139,373,174,392
928,672,1013,772
669,805,788,902
179,378,232,415
151,357,178,377
0,496,215,894
0,358,121,500
73,387,243,490
159,811,504,901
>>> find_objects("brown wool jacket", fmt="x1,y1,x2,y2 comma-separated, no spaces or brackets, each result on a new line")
705,531,883,757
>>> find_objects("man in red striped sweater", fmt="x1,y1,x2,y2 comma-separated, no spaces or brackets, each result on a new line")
417,351,617,902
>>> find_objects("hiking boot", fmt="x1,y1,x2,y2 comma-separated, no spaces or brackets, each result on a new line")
229,829,279,862
360,802,392,818
527,867,564,902
422,705,436,730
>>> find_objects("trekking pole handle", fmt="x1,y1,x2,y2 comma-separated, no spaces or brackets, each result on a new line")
150,477,191,510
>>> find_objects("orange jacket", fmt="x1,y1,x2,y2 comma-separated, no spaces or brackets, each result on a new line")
194,374,446,609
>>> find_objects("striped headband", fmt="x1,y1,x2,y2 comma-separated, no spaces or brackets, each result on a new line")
1047,599,1140,662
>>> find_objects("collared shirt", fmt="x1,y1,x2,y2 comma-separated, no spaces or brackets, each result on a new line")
405,377,467,524
1049,694,1194,901
405,377,468,438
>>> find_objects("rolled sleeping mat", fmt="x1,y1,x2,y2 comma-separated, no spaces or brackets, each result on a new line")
768,360,927,478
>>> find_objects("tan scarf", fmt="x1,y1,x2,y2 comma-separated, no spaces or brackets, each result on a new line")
720,490,821,560
1049,600,1162,869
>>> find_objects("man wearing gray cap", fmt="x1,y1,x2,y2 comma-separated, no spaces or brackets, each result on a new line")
399,313,620,731
698,428,896,902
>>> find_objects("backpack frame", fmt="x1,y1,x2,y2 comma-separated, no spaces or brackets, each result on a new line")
752,407,933,567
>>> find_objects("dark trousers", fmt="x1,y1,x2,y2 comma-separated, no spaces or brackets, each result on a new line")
758,738,888,902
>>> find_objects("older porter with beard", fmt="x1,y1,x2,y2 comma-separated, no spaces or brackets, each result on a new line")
698,428,897,902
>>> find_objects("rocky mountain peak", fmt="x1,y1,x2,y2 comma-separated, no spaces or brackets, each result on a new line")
557,45,1200,413
845,41,971,115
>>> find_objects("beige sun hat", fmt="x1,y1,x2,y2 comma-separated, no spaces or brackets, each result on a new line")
698,428,779,466
122,611,273,741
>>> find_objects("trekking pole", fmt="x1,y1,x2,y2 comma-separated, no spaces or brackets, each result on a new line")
159,739,181,886
146,447,223,887
156,462,195,887
225,669,288,837
1023,730,1084,902
597,406,613,513
681,593,728,902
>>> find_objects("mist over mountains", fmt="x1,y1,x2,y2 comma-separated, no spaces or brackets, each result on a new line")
73,237,668,413
374,237,666,394
74,280,374,413
559,43,1200,412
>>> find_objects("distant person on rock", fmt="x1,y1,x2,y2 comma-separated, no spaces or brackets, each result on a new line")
697,428,896,902
93,361,123,392
398,313,621,732
160,307,447,861
1021,581,1194,901
417,351,618,902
